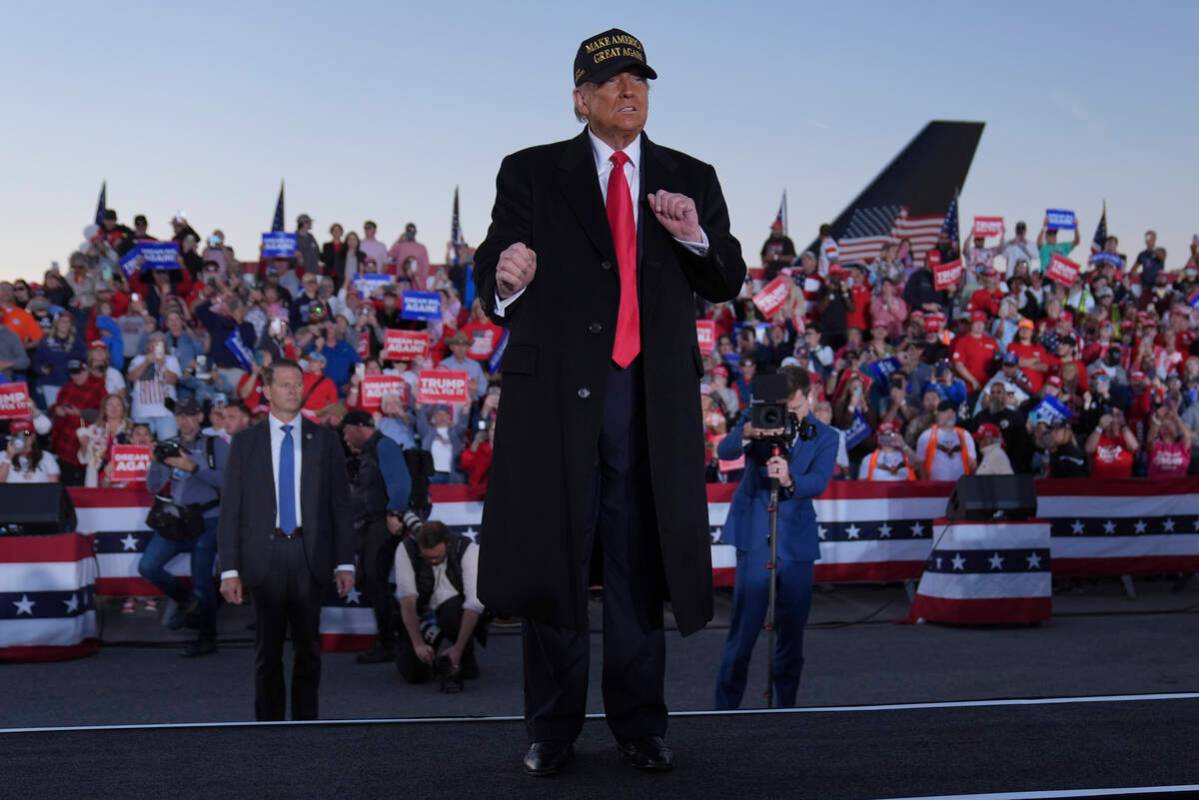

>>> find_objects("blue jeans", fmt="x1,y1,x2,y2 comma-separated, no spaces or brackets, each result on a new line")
137,414,178,440
137,516,219,639
715,548,815,710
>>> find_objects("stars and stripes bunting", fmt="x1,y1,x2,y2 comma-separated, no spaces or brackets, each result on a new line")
0,533,99,662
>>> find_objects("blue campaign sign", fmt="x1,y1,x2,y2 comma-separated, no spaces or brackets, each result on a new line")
401,290,442,321
1045,209,1077,231
867,356,901,386
137,241,180,271
261,232,297,259
1032,395,1072,426
119,248,141,277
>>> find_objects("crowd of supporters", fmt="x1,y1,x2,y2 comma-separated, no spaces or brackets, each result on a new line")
1,207,1198,491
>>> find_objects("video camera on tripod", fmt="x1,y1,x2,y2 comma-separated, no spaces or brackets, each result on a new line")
750,374,816,453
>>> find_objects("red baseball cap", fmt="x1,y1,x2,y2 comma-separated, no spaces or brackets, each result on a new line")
1130,370,1147,382
1046,375,1063,388
975,422,1002,441
711,365,730,379
878,419,902,434
970,310,988,323
9,418,33,434
924,313,945,333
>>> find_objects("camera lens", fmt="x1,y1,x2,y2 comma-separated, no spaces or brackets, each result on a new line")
761,407,783,427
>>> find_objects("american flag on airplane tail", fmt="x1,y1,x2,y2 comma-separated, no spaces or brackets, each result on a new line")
0,533,99,662
835,205,946,267
53,480,1199,651
907,520,1052,625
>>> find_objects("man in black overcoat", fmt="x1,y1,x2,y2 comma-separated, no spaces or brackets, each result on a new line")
473,28,747,776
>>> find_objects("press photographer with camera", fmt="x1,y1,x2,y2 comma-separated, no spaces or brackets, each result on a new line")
714,365,838,709
140,397,228,657
393,520,487,689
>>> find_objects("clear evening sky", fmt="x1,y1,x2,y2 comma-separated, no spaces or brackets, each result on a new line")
2,1,1197,282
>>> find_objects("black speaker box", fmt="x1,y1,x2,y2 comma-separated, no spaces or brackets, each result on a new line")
0,483,78,535
946,475,1037,521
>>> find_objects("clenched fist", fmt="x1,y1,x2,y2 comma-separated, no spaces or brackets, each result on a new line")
496,242,537,299
648,190,702,243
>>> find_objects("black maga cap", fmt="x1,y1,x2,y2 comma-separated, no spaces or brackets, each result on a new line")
174,397,203,416
342,410,375,428
574,28,657,87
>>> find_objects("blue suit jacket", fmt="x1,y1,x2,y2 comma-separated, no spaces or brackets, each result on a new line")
716,414,838,561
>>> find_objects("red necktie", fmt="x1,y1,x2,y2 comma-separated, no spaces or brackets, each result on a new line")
607,151,640,368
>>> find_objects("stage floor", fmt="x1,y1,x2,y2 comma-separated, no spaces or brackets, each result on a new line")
5,696,1199,799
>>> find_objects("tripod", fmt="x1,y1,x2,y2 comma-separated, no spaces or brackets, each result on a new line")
763,445,782,709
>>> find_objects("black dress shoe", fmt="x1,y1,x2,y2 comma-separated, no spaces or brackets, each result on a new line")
523,741,573,777
617,735,674,771
355,644,395,664
180,638,217,658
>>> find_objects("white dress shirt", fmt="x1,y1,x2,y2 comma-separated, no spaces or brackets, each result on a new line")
495,128,710,316
220,412,353,580
394,540,484,614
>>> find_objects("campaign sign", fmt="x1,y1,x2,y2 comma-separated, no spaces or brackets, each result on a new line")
138,241,181,271
0,382,31,419
972,216,1005,239
1033,394,1072,426
1045,209,1077,231
401,290,442,322
261,232,298,259
110,445,152,483
752,275,791,319
468,329,496,360
926,249,942,269
934,259,964,291
1046,253,1081,287
867,356,902,386
353,273,393,296
360,375,406,412
696,320,716,355
383,329,430,361
416,370,470,405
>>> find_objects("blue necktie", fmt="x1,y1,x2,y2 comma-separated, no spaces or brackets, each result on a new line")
278,424,297,535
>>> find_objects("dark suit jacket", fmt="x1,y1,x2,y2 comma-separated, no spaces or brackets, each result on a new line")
472,127,746,635
217,416,353,586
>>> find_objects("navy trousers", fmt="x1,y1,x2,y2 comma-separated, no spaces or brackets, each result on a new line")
521,357,667,743
714,543,814,710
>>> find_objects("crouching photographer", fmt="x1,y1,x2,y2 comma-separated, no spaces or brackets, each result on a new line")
140,397,228,657
394,521,488,691
714,365,838,709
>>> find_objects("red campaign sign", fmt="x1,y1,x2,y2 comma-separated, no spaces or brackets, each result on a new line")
360,375,406,412
416,370,471,406
383,329,430,362
926,249,942,269
1046,253,1081,287
972,216,1005,239
696,320,716,355
468,329,495,360
933,259,964,291
0,382,31,420
110,445,152,483
752,275,791,319
357,330,371,360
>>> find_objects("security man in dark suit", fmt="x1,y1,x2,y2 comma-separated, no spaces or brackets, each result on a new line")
217,358,354,721
342,409,412,664
714,366,838,709
474,28,746,776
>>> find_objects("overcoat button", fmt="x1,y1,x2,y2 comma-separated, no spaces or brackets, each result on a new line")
577,387,591,399
601,260,612,270
588,323,602,334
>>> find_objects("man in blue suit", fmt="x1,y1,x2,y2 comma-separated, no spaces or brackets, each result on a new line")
714,365,838,709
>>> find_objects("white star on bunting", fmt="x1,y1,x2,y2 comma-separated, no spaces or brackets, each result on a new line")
988,553,1005,570
878,523,892,538
934,557,943,570
461,527,478,540
1133,520,1147,534
13,595,35,616
1163,518,1176,533
1102,520,1116,534
63,593,79,613
344,588,362,605
817,525,827,540
845,524,861,540
120,533,140,551
910,522,926,538
1026,553,1042,569
1071,520,1085,535
951,553,966,571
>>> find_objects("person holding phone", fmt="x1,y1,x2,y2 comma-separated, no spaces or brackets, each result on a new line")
858,419,917,480
127,332,181,440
